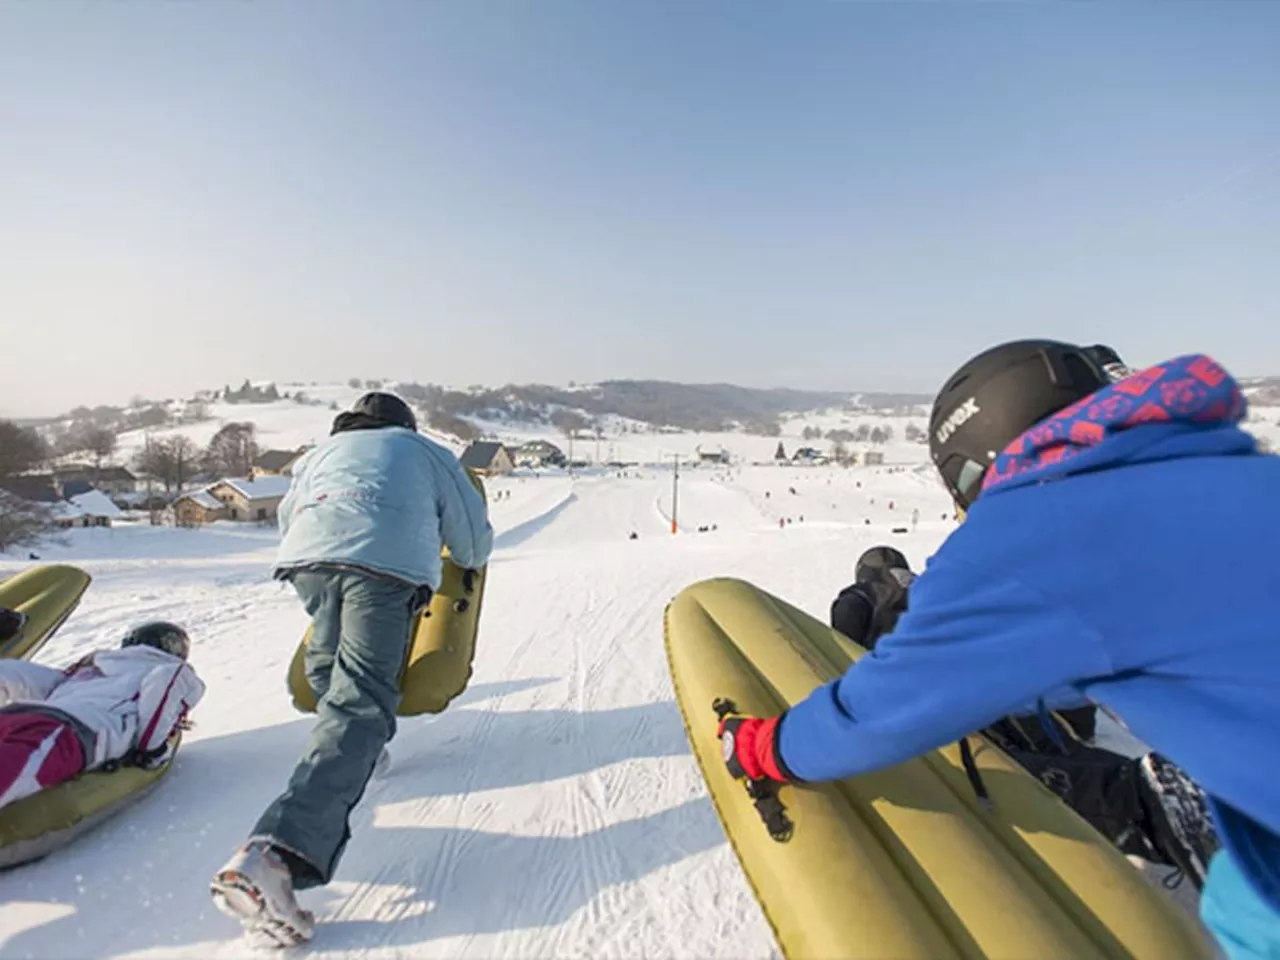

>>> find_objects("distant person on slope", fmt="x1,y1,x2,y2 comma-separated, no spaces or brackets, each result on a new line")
832,545,1217,884
717,342,1280,960
0,621,203,809
211,391,493,947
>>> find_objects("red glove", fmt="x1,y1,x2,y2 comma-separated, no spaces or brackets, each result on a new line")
717,714,791,783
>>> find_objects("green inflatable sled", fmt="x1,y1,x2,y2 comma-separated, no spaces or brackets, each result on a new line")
0,564,92,660
665,577,1212,960
0,736,182,871
287,471,489,716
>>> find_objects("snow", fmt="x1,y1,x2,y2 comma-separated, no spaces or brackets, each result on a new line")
0,450,1202,958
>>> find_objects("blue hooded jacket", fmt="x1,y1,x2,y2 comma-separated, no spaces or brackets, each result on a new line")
778,354,1280,910
275,426,493,590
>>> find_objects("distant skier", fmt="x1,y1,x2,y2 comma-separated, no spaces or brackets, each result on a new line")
831,546,1216,879
211,392,494,947
717,342,1280,958
0,621,203,809
911,508,919,531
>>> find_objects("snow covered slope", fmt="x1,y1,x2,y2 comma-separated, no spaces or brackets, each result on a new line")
0,461,1197,959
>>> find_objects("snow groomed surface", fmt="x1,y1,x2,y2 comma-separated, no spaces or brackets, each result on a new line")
289,472,489,717
665,578,1212,960
0,565,92,660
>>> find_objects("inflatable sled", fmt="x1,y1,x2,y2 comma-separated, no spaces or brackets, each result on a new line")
0,735,181,870
0,564,92,660
665,578,1212,960
288,472,488,717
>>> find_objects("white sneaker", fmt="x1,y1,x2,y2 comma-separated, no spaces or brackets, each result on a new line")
211,841,315,947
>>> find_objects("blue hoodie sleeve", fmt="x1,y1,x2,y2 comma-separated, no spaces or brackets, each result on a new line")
435,455,494,571
778,556,1115,783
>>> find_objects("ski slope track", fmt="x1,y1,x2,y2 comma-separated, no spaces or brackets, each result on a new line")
0,464,1196,959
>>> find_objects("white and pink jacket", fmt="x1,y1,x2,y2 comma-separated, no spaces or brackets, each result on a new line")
0,646,205,768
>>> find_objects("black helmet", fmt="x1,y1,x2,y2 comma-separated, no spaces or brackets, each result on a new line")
929,339,1108,510
1081,344,1133,383
122,621,191,660
352,392,417,431
855,546,910,585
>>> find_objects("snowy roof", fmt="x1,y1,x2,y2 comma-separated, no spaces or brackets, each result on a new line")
254,449,303,472
459,442,510,469
176,490,224,511
68,489,123,519
215,475,293,501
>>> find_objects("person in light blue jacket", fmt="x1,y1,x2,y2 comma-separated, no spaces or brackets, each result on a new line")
211,392,493,946
718,343,1279,960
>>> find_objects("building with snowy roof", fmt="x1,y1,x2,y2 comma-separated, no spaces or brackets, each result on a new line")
53,489,124,528
170,474,292,526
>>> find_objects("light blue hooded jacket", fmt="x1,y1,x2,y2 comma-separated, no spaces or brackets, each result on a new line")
274,427,493,590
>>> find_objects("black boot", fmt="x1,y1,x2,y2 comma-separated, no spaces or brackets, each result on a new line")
1137,752,1220,889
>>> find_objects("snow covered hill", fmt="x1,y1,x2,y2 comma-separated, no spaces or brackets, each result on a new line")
0,457,1200,960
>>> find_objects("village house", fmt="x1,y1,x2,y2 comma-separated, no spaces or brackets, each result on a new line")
172,489,227,527
52,464,137,496
53,490,123,529
696,446,730,465
251,447,309,478
172,475,292,526
459,441,515,476
206,475,292,522
514,439,566,468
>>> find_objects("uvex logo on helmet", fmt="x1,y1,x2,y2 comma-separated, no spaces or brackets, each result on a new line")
934,398,980,447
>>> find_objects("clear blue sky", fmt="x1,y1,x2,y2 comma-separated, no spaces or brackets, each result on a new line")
2,2,1277,417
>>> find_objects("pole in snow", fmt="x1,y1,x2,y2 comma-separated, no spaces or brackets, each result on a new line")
671,453,679,534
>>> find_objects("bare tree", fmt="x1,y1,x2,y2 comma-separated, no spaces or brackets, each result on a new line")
0,420,47,478
854,424,872,443
831,438,850,465
905,422,925,443
0,491,62,553
82,426,117,480
204,422,259,479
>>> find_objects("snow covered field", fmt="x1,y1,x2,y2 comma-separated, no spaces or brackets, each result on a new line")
0,457,1204,958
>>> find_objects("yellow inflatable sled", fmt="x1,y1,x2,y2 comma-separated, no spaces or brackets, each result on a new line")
0,735,181,870
0,564,92,660
664,578,1213,960
288,472,488,717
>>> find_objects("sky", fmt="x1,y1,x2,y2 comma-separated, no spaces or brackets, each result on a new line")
1,2,1278,418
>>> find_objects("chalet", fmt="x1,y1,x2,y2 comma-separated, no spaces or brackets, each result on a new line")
95,466,138,495
864,451,886,466
459,442,515,476
252,448,309,478
53,490,122,529
204,475,292,522
696,446,730,465
515,440,566,468
172,490,227,527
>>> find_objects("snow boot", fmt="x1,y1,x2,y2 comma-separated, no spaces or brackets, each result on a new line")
1138,752,1219,889
211,841,315,947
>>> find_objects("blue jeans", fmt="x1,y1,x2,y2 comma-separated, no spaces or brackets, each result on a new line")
253,568,421,888
1201,851,1280,960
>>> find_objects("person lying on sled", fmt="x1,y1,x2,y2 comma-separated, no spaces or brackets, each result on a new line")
718,342,1280,960
833,544,1218,887
0,621,205,810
